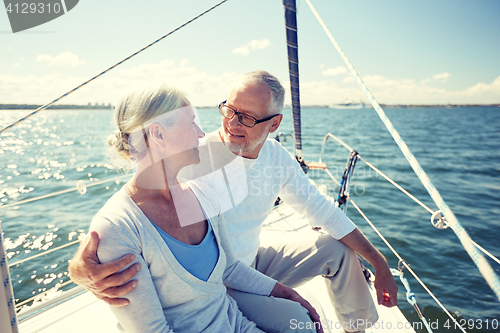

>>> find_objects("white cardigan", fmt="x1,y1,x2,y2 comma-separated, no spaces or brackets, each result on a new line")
90,181,276,333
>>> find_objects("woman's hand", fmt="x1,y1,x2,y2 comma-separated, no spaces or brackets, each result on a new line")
270,282,324,333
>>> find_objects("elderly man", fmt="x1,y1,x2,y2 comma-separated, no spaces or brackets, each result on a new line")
70,71,397,333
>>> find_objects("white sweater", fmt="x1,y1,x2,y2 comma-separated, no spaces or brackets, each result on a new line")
180,131,356,266
90,181,276,333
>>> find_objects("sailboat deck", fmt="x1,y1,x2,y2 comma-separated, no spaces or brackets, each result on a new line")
18,202,415,333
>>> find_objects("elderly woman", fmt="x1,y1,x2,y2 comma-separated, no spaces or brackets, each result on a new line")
88,83,321,333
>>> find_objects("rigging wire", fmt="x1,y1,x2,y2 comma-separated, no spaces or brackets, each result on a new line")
15,279,74,309
304,0,500,301
8,239,81,268
0,174,131,212
0,0,231,135
350,199,467,333
322,167,467,333
320,132,500,265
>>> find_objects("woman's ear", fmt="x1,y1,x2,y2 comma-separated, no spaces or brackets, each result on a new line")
148,123,165,147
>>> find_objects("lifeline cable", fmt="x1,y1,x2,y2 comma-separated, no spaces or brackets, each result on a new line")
322,167,467,332
321,131,500,266
0,0,230,134
305,0,500,301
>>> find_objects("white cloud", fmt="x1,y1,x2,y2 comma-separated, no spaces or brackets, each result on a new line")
248,39,271,50
0,60,240,107
463,76,500,98
36,51,85,67
294,74,500,105
2,60,499,106
11,57,24,68
342,76,356,84
322,66,348,76
232,46,250,56
231,39,271,56
432,72,451,80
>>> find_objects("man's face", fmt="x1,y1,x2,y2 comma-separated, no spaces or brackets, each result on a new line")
220,81,282,159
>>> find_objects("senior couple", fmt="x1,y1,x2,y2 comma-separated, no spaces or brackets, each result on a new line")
69,70,397,333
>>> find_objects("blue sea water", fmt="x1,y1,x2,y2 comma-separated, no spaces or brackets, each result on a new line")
1,107,499,332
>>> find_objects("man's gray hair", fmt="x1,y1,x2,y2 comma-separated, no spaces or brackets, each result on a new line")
238,70,285,114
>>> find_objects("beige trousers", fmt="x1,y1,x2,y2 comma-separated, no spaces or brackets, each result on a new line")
228,230,378,333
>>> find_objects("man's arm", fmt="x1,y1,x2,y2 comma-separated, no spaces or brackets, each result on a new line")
339,228,398,307
68,231,141,306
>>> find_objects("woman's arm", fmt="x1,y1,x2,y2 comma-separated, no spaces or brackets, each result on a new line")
91,215,175,333
216,213,277,295
216,214,323,332
68,231,140,306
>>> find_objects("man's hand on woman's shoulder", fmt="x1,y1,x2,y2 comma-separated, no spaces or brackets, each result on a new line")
68,231,141,306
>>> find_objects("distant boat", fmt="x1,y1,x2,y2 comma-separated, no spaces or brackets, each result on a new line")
330,102,365,109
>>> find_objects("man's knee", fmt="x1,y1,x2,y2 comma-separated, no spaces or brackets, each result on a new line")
315,235,358,276
316,234,351,256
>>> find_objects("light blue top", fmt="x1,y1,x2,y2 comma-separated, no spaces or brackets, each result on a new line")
91,181,275,333
152,220,219,282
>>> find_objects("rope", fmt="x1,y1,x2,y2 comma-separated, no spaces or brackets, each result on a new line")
0,174,130,211
305,0,500,301
321,166,467,332
349,199,467,333
0,223,19,333
320,132,500,265
0,0,231,134
472,241,500,266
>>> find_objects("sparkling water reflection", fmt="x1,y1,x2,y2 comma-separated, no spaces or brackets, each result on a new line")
1,108,499,332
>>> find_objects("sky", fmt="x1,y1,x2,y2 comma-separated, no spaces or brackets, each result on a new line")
1,0,500,106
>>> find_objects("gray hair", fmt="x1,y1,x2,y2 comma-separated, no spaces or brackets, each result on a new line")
108,83,188,162
237,70,285,114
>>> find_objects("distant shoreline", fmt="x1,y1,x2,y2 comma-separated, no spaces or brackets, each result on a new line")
289,104,500,109
0,104,113,110
1,103,499,110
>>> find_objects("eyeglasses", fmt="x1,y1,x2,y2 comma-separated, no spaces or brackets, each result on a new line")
219,100,280,128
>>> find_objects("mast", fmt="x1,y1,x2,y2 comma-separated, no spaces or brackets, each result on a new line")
283,0,306,170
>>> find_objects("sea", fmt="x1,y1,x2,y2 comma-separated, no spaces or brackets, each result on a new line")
1,106,499,332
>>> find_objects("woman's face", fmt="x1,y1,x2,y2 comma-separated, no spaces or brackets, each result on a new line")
160,105,205,169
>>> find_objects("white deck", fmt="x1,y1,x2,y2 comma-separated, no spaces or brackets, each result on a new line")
17,203,416,333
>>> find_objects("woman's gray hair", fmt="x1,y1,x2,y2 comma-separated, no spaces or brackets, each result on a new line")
237,70,285,114
108,83,189,163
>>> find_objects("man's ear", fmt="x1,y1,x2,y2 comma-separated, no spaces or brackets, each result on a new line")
268,114,283,134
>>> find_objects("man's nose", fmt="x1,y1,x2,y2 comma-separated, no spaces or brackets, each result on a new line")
228,113,241,127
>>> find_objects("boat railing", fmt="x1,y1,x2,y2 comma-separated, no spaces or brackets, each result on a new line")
1,173,132,315
302,131,500,333
274,132,297,158
304,0,500,304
